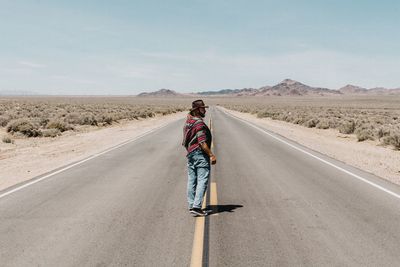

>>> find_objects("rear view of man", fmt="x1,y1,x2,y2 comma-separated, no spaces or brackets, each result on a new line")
182,100,217,216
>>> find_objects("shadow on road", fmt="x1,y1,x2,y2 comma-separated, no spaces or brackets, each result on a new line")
206,204,243,215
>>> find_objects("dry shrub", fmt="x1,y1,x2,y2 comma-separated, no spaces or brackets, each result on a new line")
6,119,42,137
377,127,391,141
137,110,155,119
276,112,291,122
146,111,155,118
42,128,61,137
284,115,294,123
39,118,50,127
0,115,11,127
355,129,375,141
64,112,82,125
128,113,139,120
65,112,97,126
159,108,173,115
46,119,74,132
316,119,330,129
2,136,14,144
383,131,400,150
292,116,306,125
303,118,319,128
96,114,115,125
339,120,355,134
390,133,400,150
257,110,271,118
270,113,281,120
354,124,375,142
328,119,340,129
79,113,98,126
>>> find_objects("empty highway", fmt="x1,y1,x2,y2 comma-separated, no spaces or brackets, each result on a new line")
1,107,400,266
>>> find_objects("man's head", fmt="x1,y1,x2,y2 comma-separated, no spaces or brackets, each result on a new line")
190,99,209,118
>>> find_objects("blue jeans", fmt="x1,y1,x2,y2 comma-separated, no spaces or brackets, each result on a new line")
187,149,210,209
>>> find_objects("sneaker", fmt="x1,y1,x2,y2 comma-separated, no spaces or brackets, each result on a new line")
190,207,207,216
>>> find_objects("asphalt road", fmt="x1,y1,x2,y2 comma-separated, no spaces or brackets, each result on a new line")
1,107,400,266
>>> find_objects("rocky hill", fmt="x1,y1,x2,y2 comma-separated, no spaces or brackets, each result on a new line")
339,84,400,95
339,85,368,94
368,87,400,95
255,79,341,96
137,89,182,97
197,88,258,96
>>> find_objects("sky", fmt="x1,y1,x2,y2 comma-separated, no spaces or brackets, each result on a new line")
1,0,399,95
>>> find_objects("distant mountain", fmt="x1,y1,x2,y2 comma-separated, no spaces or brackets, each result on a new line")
257,85,272,95
368,87,400,95
254,79,341,96
137,81,400,98
197,89,239,95
339,84,368,94
137,88,182,97
339,85,400,95
197,79,342,97
197,88,258,96
368,87,387,94
235,88,259,96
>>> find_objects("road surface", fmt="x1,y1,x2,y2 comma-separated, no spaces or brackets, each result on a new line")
1,107,400,266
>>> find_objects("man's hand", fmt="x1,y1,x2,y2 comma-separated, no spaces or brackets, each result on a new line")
200,142,216,165
210,154,217,165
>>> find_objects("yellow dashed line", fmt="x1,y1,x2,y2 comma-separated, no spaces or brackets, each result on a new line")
190,194,207,267
190,116,216,266
210,182,218,216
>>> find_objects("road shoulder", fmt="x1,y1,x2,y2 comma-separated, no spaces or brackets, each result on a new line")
220,107,400,185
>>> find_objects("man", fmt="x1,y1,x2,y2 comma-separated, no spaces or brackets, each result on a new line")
182,99,217,216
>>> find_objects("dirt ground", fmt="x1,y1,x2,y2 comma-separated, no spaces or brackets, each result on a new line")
222,107,400,185
0,112,186,192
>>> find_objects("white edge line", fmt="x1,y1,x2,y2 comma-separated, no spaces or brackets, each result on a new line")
0,118,180,200
220,107,400,200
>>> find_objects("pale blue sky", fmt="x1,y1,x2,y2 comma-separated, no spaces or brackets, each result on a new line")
1,0,399,94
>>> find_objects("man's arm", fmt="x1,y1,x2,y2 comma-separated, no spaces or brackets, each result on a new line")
199,142,217,165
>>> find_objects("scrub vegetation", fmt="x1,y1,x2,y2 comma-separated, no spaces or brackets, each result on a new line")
0,96,187,140
217,96,400,150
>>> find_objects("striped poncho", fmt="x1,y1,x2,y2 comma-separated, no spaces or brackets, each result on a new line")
182,114,212,155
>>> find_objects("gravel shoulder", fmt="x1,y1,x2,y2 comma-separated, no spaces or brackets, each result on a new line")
221,107,400,185
0,112,186,192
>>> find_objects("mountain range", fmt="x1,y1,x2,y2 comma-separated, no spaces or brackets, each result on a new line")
195,79,400,96
137,79,400,97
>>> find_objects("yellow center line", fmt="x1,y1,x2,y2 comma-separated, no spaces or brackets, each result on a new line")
190,116,216,267
190,194,207,267
209,115,218,215
210,117,214,149
210,182,218,216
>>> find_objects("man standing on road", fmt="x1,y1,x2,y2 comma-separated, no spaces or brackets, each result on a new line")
182,100,217,216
